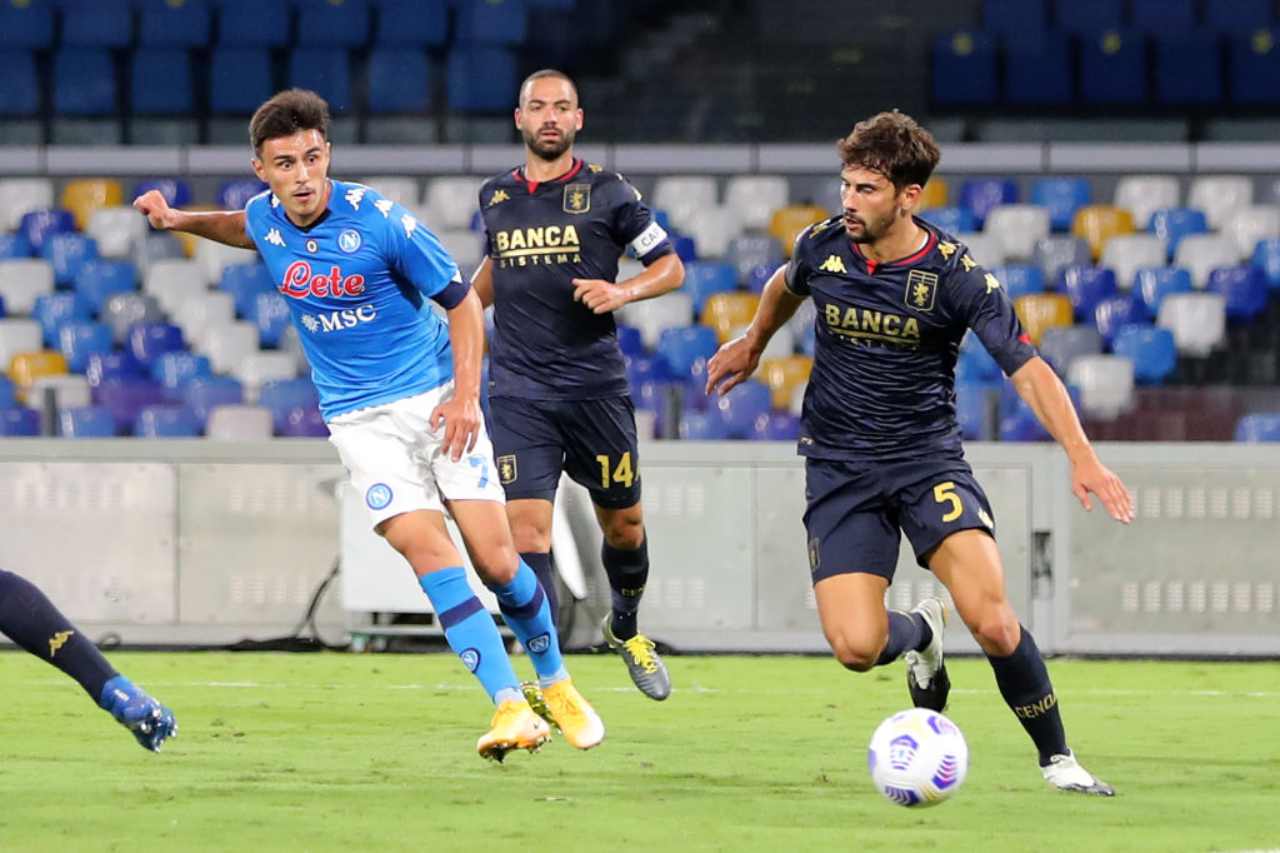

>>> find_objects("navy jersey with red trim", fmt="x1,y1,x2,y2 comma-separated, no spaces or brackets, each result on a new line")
785,216,1037,460
479,158,673,400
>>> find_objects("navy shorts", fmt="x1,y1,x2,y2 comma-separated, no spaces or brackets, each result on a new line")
487,395,641,509
803,456,996,584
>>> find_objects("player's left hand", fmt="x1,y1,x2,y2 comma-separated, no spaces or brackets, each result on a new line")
430,394,481,462
572,278,631,314
1071,454,1134,524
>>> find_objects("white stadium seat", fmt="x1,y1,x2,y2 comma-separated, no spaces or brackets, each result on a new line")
195,239,258,286
200,321,259,374
1033,236,1092,283
1173,234,1243,289
1067,354,1135,420
28,374,91,411
683,205,740,260
1188,175,1253,230
103,293,164,343
233,352,298,402
436,228,486,275
87,207,148,259
984,204,1050,262
0,318,41,371
729,321,794,361
206,404,274,440
1099,234,1166,290
1113,175,1179,229
616,292,694,350
424,177,484,230
724,175,789,232
358,176,420,208
280,325,311,375
0,178,54,231
178,292,235,345
0,259,55,315
1158,292,1226,356
1224,205,1280,260
653,175,718,233
955,232,1008,268
145,259,207,315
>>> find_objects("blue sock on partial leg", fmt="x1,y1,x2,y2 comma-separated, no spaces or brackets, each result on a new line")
489,560,568,689
419,568,522,705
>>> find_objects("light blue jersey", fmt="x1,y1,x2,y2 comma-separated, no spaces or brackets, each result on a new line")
244,179,461,419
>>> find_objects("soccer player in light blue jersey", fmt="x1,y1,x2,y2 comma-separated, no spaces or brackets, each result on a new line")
134,89,603,760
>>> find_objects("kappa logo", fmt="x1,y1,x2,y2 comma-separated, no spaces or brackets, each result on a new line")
460,649,481,673
375,198,394,218
527,633,551,654
818,254,847,274
344,186,367,210
338,229,362,253
401,214,417,237
984,272,1001,294
977,508,995,530
487,189,510,207
265,228,285,247
48,630,74,657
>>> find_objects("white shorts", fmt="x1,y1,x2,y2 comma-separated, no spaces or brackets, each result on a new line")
327,382,507,528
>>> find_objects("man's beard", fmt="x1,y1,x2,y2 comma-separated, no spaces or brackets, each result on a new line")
523,126,574,161
847,209,899,243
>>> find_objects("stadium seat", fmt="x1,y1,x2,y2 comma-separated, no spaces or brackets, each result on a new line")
33,292,91,347
616,325,645,359
1068,355,1134,419
1208,266,1269,319
195,240,258,286
58,322,113,373
1149,207,1209,260
152,351,213,400
685,262,739,314
701,292,759,344
1253,238,1280,288
233,352,297,401
989,265,1045,300
218,179,268,211
1155,34,1223,105
1132,0,1195,36
656,326,719,378
1060,265,1118,319
684,206,740,260
19,209,76,254
138,0,210,46
220,264,276,318
1093,295,1147,344
678,410,729,441
0,49,39,119
0,2,53,48
217,0,290,46
87,208,148,260
754,323,796,363
956,330,1004,383
8,350,67,392
0,407,39,436
134,404,201,438
0,259,54,315
758,356,812,410
0,318,41,375
958,178,1018,230
0,180,52,232
1014,293,1073,345
617,293,693,350
1080,29,1148,105
134,232,187,270
985,205,1050,262
1004,32,1072,106
1136,267,1194,316
954,233,1007,268
206,404,273,439
653,176,719,234
1113,326,1177,384
296,0,370,46
1234,413,1280,442
279,405,328,437
200,322,260,374
53,49,116,116
1225,206,1280,260
60,0,131,47
42,234,99,288
0,234,30,261
134,178,193,211
102,293,164,344
251,292,291,348
916,178,948,212
145,259,206,315
1174,235,1243,289
131,49,196,116
61,180,123,232
724,176,789,232
955,380,996,440
751,411,800,441
918,206,975,236
358,176,418,207
424,178,486,230
1030,177,1091,233
713,380,772,439
367,48,433,114
209,48,274,114
768,205,829,256
1205,0,1273,34
1053,0,1121,33
1071,205,1135,261
1229,27,1280,105
456,0,527,44
95,379,169,434
182,376,245,426
178,292,237,345
259,377,320,431
1039,325,1103,377
932,31,997,106
1100,235,1166,290
446,46,517,113
1188,175,1254,230
128,324,186,368
1114,176,1180,230
999,397,1051,441
289,48,353,114
58,405,117,438
374,0,447,46
86,351,147,388
0,375,13,409
75,259,138,312
1158,292,1227,356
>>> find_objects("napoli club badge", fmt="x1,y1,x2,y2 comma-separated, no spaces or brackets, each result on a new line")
339,229,362,253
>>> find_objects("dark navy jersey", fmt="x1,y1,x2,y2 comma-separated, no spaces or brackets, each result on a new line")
785,216,1036,461
479,158,673,400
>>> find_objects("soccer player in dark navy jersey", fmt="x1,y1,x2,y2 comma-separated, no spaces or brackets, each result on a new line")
471,70,685,701
706,111,1134,795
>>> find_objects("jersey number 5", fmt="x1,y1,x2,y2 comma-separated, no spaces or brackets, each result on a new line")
933,482,963,522
596,452,634,490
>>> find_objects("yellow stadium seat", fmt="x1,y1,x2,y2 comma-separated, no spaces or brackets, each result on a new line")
1014,294,1073,346
700,292,761,343
9,350,68,390
1071,205,1135,261
917,178,949,212
759,355,812,410
61,179,124,231
769,204,829,257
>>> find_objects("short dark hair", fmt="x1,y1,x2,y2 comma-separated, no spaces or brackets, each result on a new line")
518,69,578,106
249,89,330,153
836,111,940,192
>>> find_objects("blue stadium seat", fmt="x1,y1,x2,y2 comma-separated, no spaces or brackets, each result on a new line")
0,407,40,436
0,233,32,259
131,50,195,115
182,376,245,426
745,265,774,293
1004,32,1072,106
0,51,39,116
86,351,146,387
1205,0,1273,34
1059,265,1117,320
34,293,92,347
74,260,138,311
139,0,211,46
456,0,527,44
1155,34,1223,105
999,398,1051,441
683,262,738,313
1252,238,1280,288
955,381,995,440
133,179,192,210
991,265,1046,300
1132,0,1195,36
713,379,771,439
1093,295,1147,344
19,209,76,253
218,179,268,211
95,379,169,434
1113,326,1176,384
374,0,447,46
727,235,784,284
58,322,113,373
135,404,201,438
221,264,276,317
932,31,997,106
918,206,975,235
251,292,291,347
210,48,274,114
1229,28,1280,105
1135,267,1193,320
1080,30,1147,105
752,411,800,441
296,0,370,47
672,235,698,263
656,326,719,378
956,332,1003,383
54,49,117,115
289,48,353,113
958,179,1018,230
60,0,131,47
1234,413,1280,442
1208,266,1268,319
152,351,213,399
1149,208,1209,258
42,234,100,287
279,405,328,437
1031,177,1091,233
217,0,290,46
0,379,13,411
447,46,517,112
128,323,186,367
678,410,728,441
367,48,433,113
983,0,1046,38
616,324,645,358
259,377,320,432
1053,0,1122,34
0,2,54,48
59,405,117,438
625,354,671,388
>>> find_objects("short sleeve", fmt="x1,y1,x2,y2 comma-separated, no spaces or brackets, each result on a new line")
381,200,462,299
944,252,1036,376
783,229,814,297
608,174,673,264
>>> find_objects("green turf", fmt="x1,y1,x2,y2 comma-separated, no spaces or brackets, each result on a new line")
1,652,1278,852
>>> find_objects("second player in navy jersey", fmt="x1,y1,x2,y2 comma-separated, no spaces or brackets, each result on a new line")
706,111,1133,795
471,70,685,701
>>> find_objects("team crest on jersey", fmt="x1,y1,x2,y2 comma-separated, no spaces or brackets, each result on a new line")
338,229,362,253
904,269,938,313
563,183,591,214
498,454,518,484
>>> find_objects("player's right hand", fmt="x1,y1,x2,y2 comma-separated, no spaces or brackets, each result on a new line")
705,334,762,397
132,189,181,230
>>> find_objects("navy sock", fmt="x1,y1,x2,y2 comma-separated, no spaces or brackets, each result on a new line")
0,569,117,703
519,551,558,624
875,610,933,666
986,625,1068,766
419,568,522,705
489,560,567,686
602,536,649,641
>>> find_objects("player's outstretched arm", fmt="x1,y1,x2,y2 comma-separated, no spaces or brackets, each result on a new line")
706,264,805,397
1010,356,1134,524
573,253,684,314
132,190,256,250
431,286,485,462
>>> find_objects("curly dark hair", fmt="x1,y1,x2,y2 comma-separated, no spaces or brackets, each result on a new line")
836,111,940,191
249,89,330,153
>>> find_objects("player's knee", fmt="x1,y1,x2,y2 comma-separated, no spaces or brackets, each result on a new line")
602,515,645,550
972,612,1020,657
509,517,552,553
829,635,880,673
470,544,521,586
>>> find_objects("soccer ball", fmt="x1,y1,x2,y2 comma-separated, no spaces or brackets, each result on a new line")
867,708,968,807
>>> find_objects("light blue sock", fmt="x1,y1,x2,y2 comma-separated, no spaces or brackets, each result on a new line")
419,568,522,705
490,560,568,687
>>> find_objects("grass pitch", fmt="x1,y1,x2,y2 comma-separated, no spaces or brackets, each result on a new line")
0,652,1277,852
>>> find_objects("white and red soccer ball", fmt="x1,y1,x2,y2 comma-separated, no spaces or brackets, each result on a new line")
867,708,969,807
